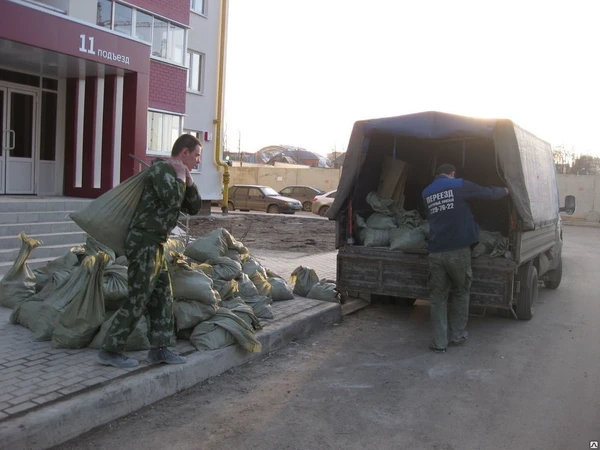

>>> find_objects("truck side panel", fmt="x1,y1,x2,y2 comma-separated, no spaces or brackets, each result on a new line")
337,246,516,308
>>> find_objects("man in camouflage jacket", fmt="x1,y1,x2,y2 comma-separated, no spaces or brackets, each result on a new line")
98,134,202,368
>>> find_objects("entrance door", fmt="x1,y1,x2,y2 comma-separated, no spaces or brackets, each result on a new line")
0,87,37,194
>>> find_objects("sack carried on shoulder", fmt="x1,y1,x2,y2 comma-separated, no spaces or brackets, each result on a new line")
70,170,149,255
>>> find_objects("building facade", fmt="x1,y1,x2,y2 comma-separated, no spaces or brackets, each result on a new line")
0,0,223,201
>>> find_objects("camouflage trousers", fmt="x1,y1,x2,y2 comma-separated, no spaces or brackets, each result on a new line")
103,235,174,353
428,247,473,349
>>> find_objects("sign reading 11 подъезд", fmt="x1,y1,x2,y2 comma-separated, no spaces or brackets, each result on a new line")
78,34,130,65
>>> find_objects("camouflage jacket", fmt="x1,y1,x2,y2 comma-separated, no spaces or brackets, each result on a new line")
129,160,201,244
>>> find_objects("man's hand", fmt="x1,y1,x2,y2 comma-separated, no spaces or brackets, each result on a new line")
167,159,187,183
504,188,510,195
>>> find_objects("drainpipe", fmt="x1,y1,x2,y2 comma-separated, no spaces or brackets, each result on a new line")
214,0,230,214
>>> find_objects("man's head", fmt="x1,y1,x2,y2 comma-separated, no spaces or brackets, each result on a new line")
436,163,456,178
171,134,202,170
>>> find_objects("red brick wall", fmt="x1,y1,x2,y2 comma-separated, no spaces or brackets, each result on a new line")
149,60,187,114
126,0,190,25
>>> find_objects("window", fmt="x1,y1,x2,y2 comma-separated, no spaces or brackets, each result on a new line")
135,10,153,42
191,0,206,15
280,187,292,196
186,51,204,92
114,2,132,36
169,23,185,65
96,0,112,28
147,111,182,154
248,188,262,197
151,17,168,59
184,130,203,171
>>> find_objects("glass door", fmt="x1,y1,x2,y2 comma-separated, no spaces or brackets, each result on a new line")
4,88,36,194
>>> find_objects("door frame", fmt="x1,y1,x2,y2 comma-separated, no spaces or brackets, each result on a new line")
0,81,39,195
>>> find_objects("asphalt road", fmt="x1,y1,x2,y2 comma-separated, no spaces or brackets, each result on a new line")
56,226,600,450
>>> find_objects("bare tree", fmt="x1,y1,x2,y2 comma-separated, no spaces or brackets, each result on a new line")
571,154,600,175
553,145,576,174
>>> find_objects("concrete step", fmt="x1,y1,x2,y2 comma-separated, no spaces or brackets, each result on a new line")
0,242,84,265
0,221,83,237
0,199,92,214
0,231,86,250
0,211,77,224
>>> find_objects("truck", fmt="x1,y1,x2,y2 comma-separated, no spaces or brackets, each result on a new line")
328,111,576,319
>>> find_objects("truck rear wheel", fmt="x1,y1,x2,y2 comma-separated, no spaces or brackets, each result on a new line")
543,257,562,289
516,265,538,320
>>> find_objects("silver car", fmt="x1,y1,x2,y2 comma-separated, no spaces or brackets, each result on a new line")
311,190,337,216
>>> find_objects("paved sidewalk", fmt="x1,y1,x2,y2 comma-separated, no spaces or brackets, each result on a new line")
0,250,339,450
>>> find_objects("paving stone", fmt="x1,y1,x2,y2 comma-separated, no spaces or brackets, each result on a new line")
7,392,39,406
0,393,14,403
32,391,63,405
4,401,37,415
57,384,87,396
15,377,44,388
34,385,61,396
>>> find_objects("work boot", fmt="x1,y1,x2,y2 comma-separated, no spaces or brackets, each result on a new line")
97,350,139,368
449,331,469,346
147,347,187,365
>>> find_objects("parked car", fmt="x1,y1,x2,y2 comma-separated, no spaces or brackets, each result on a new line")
311,190,337,216
226,185,302,214
279,185,325,211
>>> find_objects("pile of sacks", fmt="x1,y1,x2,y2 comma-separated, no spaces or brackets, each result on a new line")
0,228,335,354
354,191,510,258
355,192,430,251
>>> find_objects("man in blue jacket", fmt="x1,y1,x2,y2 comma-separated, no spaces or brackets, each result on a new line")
422,164,509,353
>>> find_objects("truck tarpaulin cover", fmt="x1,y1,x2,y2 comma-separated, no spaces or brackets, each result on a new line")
328,111,559,231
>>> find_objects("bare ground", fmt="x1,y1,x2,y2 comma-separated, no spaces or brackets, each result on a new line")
189,213,336,253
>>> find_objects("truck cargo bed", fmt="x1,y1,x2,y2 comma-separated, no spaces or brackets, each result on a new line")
337,245,517,308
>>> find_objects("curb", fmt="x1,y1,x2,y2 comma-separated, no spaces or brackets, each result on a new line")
563,221,600,228
0,302,341,450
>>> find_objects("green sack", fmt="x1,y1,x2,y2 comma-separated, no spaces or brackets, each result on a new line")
206,257,242,281
10,300,60,341
103,264,128,311
169,259,220,305
29,269,71,302
389,227,427,251
366,213,397,230
89,313,150,351
84,235,116,263
190,307,262,353
164,238,185,264
269,277,295,301
52,253,110,349
472,230,510,258
213,279,240,301
242,256,268,278
363,229,390,247
242,295,274,319
173,298,220,330
236,273,259,298
250,270,272,297
290,266,319,297
0,232,41,309
184,228,229,263
307,279,339,303
70,169,149,255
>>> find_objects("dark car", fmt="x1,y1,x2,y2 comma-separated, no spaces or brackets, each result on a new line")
226,185,302,214
279,185,324,211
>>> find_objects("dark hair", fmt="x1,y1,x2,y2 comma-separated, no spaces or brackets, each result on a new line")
436,163,456,176
171,134,202,156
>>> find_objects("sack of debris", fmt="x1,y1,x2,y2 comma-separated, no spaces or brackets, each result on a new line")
242,255,268,278
366,213,397,230
236,273,260,298
33,249,80,291
70,169,149,255
169,259,220,305
28,269,71,302
241,294,274,320
89,313,151,351
10,300,60,341
84,235,116,263
269,277,295,301
366,191,395,216
290,266,319,297
190,307,262,353
307,279,339,303
389,227,427,251
0,232,41,309
212,279,240,301
472,230,510,258
52,252,111,349
173,297,220,331
206,257,242,281
103,264,129,311
184,228,230,262
363,229,390,247
250,271,272,297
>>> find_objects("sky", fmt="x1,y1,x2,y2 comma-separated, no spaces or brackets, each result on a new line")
223,0,600,157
